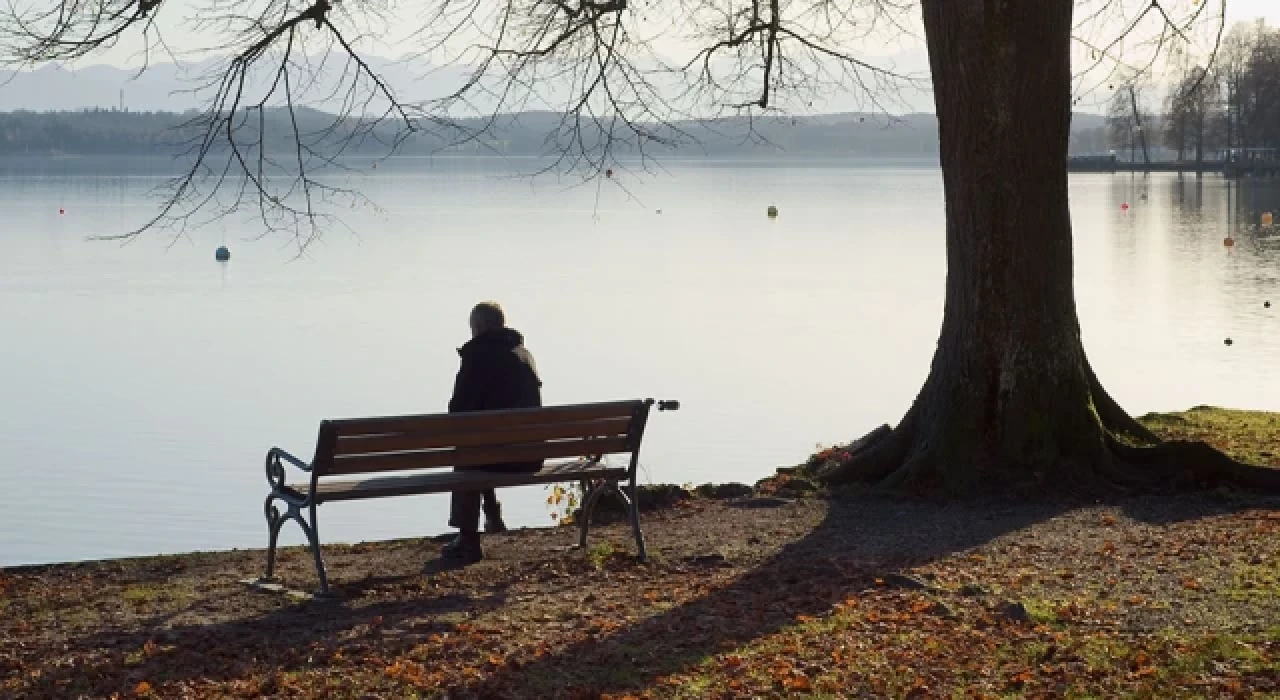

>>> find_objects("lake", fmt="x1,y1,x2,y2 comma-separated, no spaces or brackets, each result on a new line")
4,159,1280,567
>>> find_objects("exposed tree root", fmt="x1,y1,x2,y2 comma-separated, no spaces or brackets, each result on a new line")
1109,437,1280,491
815,409,914,485
1086,360,1161,445
814,414,1280,496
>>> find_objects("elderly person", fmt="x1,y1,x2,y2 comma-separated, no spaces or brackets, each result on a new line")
442,301,543,563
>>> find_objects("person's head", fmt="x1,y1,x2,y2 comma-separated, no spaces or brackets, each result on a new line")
469,301,506,338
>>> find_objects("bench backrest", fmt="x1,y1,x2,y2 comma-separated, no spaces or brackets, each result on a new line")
310,400,652,478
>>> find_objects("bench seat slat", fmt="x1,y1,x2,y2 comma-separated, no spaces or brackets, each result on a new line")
333,416,633,455
302,462,628,503
326,401,642,438
325,436,631,476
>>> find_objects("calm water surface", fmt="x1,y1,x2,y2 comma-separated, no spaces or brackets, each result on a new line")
3,159,1280,566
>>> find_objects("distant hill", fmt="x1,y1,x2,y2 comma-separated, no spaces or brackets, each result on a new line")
0,54,939,114
0,59,479,113
0,108,1111,159
0,59,1114,160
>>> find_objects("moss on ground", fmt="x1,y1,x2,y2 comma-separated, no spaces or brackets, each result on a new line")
1139,405,1280,466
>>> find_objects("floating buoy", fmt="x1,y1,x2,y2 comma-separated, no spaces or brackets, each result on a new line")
1224,237,1235,247
1265,301,1271,308
1263,212,1274,227
605,168,613,178
1139,193,1148,201
371,161,378,170
767,205,779,218
1225,338,1233,346
1120,202,1130,211
656,209,662,214
58,208,64,215
215,246,231,262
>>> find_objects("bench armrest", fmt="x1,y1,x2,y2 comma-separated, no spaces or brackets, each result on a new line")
269,447,313,472
266,447,313,493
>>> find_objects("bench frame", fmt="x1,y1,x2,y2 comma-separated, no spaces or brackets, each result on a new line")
261,398,671,594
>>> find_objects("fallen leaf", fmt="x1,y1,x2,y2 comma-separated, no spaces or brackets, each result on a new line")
783,674,812,691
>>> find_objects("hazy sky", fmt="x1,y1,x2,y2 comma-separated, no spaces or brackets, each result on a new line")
1226,0,1279,24
83,0,1280,66
25,0,1280,115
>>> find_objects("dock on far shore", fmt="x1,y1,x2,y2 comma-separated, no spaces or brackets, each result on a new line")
1069,153,1280,177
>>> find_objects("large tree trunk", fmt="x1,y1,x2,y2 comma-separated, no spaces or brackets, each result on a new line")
819,0,1279,496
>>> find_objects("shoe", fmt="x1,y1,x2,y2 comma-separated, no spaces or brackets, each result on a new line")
483,504,508,534
440,533,483,564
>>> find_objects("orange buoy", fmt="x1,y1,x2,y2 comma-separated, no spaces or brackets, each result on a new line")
1263,211,1274,227
1224,237,1235,247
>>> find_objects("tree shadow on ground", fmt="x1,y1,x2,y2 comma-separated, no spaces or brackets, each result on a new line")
10,491,1276,698
12,571,505,698
458,496,1058,697
456,491,1279,698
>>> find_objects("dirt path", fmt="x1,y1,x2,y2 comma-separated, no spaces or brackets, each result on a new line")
3,490,1277,698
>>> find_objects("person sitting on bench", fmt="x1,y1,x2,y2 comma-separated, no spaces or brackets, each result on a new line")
441,301,543,563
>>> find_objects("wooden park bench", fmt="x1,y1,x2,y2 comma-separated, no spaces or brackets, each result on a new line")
261,398,678,594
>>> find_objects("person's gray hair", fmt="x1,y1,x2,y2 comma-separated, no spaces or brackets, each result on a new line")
470,301,506,332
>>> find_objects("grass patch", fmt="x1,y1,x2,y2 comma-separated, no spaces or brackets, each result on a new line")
587,543,616,570
1139,406,1280,466
1229,558,1280,598
1020,598,1061,625
121,584,165,605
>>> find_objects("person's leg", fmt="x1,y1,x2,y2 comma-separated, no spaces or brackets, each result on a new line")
444,489,483,562
448,489,482,532
482,489,507,533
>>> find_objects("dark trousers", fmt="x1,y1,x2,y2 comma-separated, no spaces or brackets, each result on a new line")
448,462,541,533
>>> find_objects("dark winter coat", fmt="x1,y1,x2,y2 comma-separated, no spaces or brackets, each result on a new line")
448,327,543,415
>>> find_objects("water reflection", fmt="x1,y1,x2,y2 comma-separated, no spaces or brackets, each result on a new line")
3,164,1280,566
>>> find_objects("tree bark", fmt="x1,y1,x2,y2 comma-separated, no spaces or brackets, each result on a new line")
897,0,1108,493
817,0,1278,496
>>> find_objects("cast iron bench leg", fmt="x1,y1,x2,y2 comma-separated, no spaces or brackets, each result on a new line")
627,482,647,561
263,494,288,579
578,479,604,549
577,478,645,561
300,501,329,595
261,491,330,595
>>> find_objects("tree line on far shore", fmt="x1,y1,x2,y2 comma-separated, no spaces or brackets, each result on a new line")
1074,20,1280,164
0,107,1114,161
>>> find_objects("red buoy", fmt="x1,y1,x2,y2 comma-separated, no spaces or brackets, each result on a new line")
1120,203,1129,211
59,208,64,215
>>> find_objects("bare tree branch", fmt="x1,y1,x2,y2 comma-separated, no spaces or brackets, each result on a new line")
0,0,1231,244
